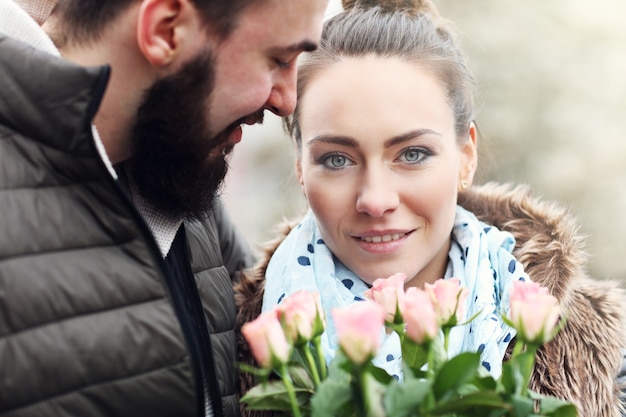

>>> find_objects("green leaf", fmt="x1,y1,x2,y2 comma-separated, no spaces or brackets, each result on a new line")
311,372,353,417
467,367,498,391
331,351,355,374
241,381,310,411
289,364,315,391
384,378,430,417
429,337,448,373
530,391,578,417
432,352,481,400
237,362,272,379
458,308,484,327
514,351,536,392
359,371,387,417
429,390,511,414
502,350,536,395
388,322,406,335
484,410,511,417
366,363,394,385
543,403,577,417
402,337,429,371
510,394,535,416
290,346,309,369
500,359,516,393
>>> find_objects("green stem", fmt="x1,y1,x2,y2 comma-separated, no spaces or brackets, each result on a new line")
442,326,451,353
354,364,373,417
520,344,537,397
510,341,538,397
280,363,302,417
361,368,372,417
313,337,327,381
427,342,436,379
512,339,524,358
301,344,321,387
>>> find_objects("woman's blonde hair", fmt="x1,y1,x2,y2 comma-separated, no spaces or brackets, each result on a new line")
285,0,476,154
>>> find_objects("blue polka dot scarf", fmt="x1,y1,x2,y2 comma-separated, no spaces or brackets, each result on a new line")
262,205,529,379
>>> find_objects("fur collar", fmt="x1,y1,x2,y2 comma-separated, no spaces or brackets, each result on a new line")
236,182,626,416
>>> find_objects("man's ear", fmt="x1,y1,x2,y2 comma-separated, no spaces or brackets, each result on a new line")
136,0,193,67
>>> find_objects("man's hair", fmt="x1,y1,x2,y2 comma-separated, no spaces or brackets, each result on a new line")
51,0,260,46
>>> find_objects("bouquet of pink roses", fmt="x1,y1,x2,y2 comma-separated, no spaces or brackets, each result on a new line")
240,276,575,417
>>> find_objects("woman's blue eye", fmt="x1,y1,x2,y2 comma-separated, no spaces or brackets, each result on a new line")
399,147,429,164
404,149,421,162
320,154,350,169
329,155,347,167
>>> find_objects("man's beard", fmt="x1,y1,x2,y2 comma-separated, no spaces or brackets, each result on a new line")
126,52,261,220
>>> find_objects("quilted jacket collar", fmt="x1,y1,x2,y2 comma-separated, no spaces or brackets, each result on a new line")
0,34,109,156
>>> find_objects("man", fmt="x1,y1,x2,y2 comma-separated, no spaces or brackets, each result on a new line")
0,0,328,416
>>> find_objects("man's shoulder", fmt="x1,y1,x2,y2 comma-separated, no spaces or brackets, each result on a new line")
0,1,59,55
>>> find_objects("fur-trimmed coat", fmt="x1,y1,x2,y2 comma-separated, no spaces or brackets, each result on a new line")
236,183,626,417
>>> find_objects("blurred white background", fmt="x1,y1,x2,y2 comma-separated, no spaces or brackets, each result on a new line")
223,0,626,281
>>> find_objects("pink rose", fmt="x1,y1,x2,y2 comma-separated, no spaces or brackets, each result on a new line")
424,278,469,327
332,301,385,365
364,272,407,324
241,310,291,368
404,287,439,344
277,290,325,344
509,280,560,344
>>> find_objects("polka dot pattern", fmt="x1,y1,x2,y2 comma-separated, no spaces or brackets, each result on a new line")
341,279,354,289
508,260,516,273
262,207,530,381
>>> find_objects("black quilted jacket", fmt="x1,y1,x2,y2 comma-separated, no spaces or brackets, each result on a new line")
0,34,252,417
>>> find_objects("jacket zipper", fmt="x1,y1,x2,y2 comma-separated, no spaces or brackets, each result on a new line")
86,65,219,417
178,227,223,417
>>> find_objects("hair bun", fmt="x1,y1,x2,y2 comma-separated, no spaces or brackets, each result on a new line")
341,0,439,15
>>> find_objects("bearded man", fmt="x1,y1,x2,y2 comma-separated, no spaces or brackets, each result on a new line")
0,0,328,416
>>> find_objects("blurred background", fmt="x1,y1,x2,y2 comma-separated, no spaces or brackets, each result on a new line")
223,0,626,281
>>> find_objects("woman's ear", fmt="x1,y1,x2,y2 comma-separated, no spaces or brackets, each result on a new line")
295,157,306,199
460,122,478,186
136,0,192,67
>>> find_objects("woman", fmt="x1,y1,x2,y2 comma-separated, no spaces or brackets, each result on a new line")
236,0,626,415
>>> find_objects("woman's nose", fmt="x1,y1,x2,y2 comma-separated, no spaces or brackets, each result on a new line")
355,170,400,217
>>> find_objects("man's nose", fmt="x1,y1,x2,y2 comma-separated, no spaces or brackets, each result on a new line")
264,66,297,117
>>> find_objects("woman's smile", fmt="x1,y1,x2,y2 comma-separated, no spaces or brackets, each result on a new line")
353,230,413,254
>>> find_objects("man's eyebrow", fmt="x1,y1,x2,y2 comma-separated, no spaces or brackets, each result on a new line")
284,40,318,53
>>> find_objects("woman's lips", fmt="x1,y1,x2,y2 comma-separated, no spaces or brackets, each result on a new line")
353,230,412,254
359,232,406,243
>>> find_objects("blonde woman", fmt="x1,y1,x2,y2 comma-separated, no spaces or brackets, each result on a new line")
237,1,626,415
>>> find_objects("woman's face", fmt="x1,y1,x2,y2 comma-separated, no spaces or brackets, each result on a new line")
297,56,477,288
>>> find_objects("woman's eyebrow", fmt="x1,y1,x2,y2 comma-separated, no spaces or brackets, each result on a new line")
384,129,442,148
307,129,442,149
307,135,358,148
